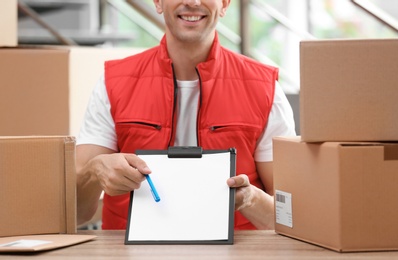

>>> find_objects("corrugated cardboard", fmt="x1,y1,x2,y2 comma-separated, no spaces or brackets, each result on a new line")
0,234,96,252
300,39,398,142
0,46,142,137
273,136,398,252
0,136,76,237
0,0,17,47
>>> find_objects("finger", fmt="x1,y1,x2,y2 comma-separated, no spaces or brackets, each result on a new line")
96,153,146,196
101,169,141,195
123,166,146,184
100,175,139,196
105,182,141,196
123,153,152,174
110,157,144,189
227,174,250,188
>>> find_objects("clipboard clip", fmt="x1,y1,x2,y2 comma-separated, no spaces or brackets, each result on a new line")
168,146,203,158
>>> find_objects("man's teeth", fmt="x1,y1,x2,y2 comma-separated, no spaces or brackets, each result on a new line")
181,16,201,22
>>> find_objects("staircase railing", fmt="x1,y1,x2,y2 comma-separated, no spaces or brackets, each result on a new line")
351,0,398,33
17,0,77,45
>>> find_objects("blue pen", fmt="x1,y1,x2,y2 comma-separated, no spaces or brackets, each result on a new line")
145,174,160,202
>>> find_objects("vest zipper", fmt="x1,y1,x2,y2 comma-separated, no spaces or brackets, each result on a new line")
117,121,161,129
133,122,162,130
210,124,259,131
210,126,222,131
169,63,178,147
195,67,202,147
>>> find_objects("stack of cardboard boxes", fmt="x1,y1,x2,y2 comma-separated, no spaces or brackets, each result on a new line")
273,39,398,252
0,1,142,137
0,1,142,250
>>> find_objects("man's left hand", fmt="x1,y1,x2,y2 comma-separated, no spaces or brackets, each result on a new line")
227,174,256,211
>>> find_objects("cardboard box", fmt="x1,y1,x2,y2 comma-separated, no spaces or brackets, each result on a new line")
0,234,96,252
0,136,76,237
273,136,398,252
0,0,17,47
300,39,398,142
0,46,142,136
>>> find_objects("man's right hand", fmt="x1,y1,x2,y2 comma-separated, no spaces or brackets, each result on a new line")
91,153,152,196
75,144,151,225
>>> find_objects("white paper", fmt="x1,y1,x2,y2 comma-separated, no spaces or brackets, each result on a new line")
127,152,232,242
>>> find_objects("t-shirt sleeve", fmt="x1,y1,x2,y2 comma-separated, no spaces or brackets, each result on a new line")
76,74,118,151
254,81,297,162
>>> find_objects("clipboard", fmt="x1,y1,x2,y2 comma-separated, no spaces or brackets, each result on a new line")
125,147,236,245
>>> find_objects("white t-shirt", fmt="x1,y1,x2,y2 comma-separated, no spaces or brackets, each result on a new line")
77,74,296,162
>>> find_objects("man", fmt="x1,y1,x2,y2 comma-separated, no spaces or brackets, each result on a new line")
76,0,296,230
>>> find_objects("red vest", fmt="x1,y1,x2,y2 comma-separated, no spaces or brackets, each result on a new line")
103,33,278,230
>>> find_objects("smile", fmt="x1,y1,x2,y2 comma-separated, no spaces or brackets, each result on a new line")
179,15,204,22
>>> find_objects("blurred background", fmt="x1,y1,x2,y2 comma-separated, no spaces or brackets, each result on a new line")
17,0,398,94
16,0,398,139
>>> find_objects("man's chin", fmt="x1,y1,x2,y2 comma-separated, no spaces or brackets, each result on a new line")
173,30,213,44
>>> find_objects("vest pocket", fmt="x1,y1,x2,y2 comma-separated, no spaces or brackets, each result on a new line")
203,123,262,149
115,120,167,151
117,121,162,130
208,123,261,134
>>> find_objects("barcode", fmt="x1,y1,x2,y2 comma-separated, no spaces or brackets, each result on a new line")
276,193,286,203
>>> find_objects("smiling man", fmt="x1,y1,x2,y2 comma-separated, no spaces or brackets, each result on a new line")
76,0,296,230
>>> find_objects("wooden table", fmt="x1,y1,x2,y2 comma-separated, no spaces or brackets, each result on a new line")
2,230,398,259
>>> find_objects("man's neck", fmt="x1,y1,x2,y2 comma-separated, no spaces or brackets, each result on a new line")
166,33,215,81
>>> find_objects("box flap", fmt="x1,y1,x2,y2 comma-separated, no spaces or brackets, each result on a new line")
339,142,398,250
0,234,96,253
64,137,77,233
384,144,398,160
